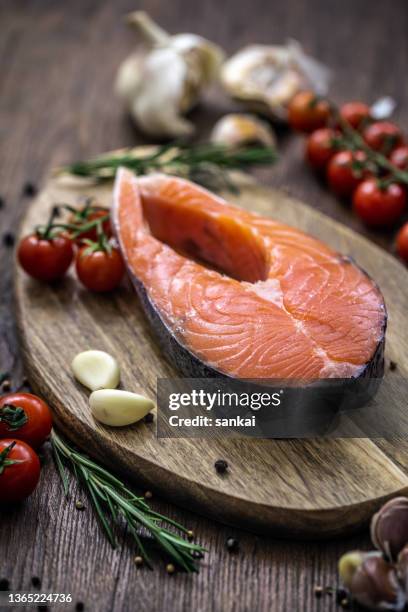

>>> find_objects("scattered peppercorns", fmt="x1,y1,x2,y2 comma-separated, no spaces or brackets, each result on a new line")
75,500,85,510
144,412,154,423
23,182,37,197
214,459,228,474
226,537,239,553
0,578,9,591
134,556,144,567
144,490,153,500
31,576,41,588
166,563,176,575
2,232,15,247
389,360,398,371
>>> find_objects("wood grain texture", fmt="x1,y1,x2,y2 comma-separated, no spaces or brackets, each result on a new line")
15,174,408,538
1,0,407,610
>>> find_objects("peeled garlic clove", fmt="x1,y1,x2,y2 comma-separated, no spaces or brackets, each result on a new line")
115,12,224,138
71,350,120,391
210,113,276,148
90,389,154,427
221,41,330,122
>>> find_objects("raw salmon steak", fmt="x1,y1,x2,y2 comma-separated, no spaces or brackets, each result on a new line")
112,169,386,380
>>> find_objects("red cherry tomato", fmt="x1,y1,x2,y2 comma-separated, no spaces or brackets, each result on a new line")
71,208,112,245
390,146,408,171
326,150,369,198
396,223,408,263
0,439,40,503
363,121,403,155
339,101,371,130
18,234,74,282
0,393,52,449
76,246,125,292
306,128,338,171
288,91,330,133
353,179,406,227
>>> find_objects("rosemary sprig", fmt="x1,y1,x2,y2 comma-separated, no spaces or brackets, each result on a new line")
51,430,205,572
60,143,277,192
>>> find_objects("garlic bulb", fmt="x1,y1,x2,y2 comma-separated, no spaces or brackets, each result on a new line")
115,12,225,138
221,40,330,122
210,113,276,148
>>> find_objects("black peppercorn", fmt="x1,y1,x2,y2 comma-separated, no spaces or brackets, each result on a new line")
37,606,48,612
134,556,144,567
31,576,41,588
144,412,154,423
0,196,4,209
2,233,15,247
144,490,153,499
166,563,176,575
336,587,348,604
226,537,239,553
314,585,323,597
191,550,204,559
1,380,11,392
0,578,9,591
389,361,397,371
75,500,85,510
23,182,37,197
75,602,85,612
214,459,228,474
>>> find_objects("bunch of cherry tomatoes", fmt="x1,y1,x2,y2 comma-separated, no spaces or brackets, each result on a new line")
0,391,52,503
17,201,126,291
287,91,408,263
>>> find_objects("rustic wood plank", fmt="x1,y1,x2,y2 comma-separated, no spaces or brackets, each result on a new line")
1,0,407,610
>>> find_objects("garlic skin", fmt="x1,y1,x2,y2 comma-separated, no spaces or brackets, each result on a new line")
115,12,225,137
221,40,330,122
90,389,154,427
71,350,120,391
339,551,405,611
210,113,276,148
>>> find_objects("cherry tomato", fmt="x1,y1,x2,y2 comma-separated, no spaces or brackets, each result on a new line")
76,246,125,292
306,128,338,171
353,179,406,227
396,223,408,263
0,439,40,503
339,101,371,130
0,393,52,449
288,91,330,133
326,150,369,198
390,145,408,171
363,121,403,155
70,208,112,245
18,234,74,282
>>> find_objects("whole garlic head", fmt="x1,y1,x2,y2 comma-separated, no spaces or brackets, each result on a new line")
221,40,330,122
210,113,276,148
115,12,225,138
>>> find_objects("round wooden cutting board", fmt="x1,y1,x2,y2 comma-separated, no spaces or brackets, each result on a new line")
15,172,408,538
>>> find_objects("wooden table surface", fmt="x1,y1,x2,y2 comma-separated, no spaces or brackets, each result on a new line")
0,1,407,610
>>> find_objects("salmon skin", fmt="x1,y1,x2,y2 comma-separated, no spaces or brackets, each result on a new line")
112,169,386,383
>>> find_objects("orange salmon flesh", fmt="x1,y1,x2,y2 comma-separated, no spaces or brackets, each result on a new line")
112,169,386,380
